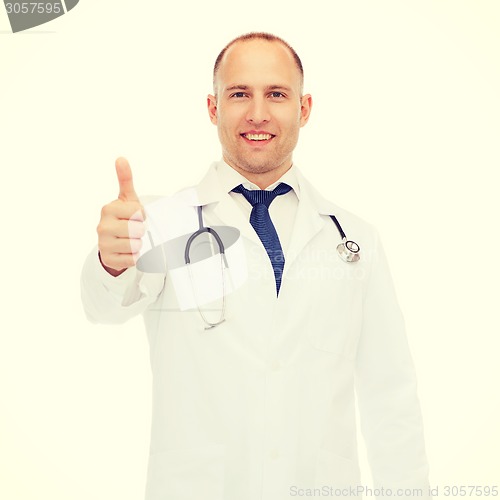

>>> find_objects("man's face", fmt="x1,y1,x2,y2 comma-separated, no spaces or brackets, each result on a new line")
207,39,312,184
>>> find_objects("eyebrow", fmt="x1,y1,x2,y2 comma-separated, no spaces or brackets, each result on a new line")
225,85,249,92
225,84,293,93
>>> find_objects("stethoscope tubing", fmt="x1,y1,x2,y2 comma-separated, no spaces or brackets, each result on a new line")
184,208,360,267
183,207,360,329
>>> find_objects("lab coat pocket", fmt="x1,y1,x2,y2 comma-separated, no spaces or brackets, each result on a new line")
314,449,361,493
145,444,225,500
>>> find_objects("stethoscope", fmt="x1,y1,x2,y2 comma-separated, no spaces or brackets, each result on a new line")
328,215,361,264
184,206,360,329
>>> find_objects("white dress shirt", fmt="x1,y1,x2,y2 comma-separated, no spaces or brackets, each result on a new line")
215,160,299,255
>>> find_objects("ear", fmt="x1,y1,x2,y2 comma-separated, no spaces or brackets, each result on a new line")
299,94,313,127
207,94,218,125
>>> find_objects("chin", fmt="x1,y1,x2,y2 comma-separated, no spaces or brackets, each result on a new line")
241,155,282,173
241,162,277,175
224,150,284,176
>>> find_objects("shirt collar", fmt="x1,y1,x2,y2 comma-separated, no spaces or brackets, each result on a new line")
216,159,301,200
193,159,341,216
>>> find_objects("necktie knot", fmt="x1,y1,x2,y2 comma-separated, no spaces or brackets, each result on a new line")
232,183,292,209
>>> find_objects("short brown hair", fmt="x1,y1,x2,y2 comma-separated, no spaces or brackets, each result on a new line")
213,32,304,95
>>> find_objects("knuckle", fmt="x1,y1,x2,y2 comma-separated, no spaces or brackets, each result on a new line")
101,204,111,217
96,222,106,235
97,224,112,240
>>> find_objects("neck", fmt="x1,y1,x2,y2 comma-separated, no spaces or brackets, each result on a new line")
225,158,292,190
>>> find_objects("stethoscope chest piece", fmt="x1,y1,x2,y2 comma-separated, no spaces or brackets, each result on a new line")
337,238,360,263
329,215,360,263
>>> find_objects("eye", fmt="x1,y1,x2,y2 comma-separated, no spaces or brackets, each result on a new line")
230,92,247,98
269,91,286,99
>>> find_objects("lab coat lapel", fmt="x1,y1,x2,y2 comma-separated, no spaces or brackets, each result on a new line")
193,163,342,274
194,163,262,247
283,170,340,279
212,196,262,246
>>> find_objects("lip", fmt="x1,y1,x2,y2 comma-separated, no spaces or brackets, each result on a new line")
240,131,276,146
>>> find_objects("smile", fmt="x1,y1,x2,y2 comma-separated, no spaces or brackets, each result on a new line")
241,133,275,141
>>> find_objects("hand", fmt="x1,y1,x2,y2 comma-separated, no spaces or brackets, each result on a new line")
97,157,145,276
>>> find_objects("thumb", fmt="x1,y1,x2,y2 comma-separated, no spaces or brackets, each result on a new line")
115,157,139,201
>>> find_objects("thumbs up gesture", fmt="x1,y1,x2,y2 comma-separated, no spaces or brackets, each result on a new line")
97,158,145,276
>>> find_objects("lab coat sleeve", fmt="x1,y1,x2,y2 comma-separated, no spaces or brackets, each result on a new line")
80,246,165,324
355,230,431,496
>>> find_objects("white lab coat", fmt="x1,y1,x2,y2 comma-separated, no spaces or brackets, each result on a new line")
81,162,430,500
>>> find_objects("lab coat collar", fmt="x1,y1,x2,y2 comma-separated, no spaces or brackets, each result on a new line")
193,161,260,245
192,161,228,206
194,160,339,216
192,160,342,272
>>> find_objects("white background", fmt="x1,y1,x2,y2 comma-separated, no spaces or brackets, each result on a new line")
1,1,499,498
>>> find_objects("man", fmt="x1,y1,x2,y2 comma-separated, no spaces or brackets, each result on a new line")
82,33,430,500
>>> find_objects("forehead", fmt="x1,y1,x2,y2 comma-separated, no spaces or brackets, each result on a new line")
217,40,301,92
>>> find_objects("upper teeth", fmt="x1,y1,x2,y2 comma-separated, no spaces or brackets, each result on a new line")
244,134,272,141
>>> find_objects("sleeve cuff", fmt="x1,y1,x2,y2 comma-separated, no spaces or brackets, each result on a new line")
90,248,165,307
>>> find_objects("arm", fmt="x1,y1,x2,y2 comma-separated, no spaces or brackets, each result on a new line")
355,231,431,496
80,157,165,324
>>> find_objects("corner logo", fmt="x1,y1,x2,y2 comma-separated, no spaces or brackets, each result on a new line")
3,1,79,32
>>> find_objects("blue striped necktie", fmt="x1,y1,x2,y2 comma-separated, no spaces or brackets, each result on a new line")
232,183,292,295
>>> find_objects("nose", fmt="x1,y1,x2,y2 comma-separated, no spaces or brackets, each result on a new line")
246,96,270,124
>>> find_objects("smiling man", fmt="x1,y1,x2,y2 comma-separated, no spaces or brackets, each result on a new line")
207,35,311,188
81,33,431,500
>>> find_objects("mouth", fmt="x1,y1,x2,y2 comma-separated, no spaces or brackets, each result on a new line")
240,132,275,144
